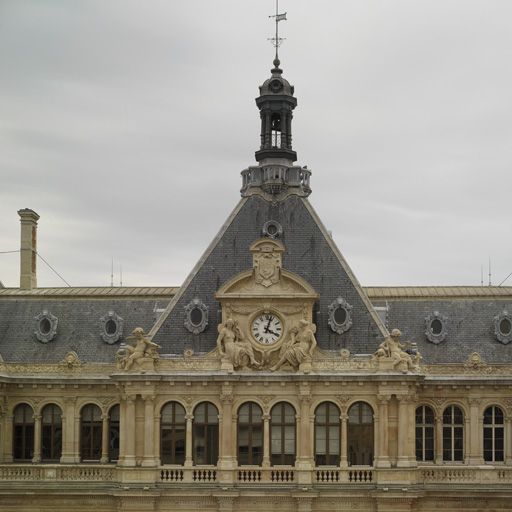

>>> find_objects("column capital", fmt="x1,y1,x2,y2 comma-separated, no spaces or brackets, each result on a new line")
185,413,194,421
33,414,42,421
377,394,391,403
142,394,156,403
262,413,271,421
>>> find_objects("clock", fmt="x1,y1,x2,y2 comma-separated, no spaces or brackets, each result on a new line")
252,313,283,345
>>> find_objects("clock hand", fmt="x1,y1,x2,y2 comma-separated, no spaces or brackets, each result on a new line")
266,328,279,336
264,316,272,333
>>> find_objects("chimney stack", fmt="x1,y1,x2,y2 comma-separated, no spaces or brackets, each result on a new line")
18,208,40,289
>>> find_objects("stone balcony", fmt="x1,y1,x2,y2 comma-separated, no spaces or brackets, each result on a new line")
2,464,511,488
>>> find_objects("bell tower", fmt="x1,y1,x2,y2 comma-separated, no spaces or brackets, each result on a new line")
240,3,311,198
255,57,297,165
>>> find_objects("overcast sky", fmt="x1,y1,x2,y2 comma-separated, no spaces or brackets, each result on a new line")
1,0,511,288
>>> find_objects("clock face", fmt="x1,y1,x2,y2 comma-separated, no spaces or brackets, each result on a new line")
252,313,283,345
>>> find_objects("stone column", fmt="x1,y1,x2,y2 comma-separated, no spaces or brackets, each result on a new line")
376,395,390,468
154,412,161,467
218,388,235,482
280,110,287,148
60,398,77,463
340,412,348,468
297,392,313,484
124,395,137,467
265,111,271,148
260,112,265,149
468,399,483,465
464,416,471,465
74,409,81,462
142,395,156,467
408,398,419,465
32,414,42,463
262,413,271,467
3,413,13,463
396,396,416,467
184,413,194,467
505,414,512,465
100,413,109,464
435,414,443,463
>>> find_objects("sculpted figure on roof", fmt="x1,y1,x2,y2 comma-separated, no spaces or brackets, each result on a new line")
116,327,160,371
375,328,421,373
270,319,317,373
217,318,261,371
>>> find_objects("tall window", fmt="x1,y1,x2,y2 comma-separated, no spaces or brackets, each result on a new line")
443,405,464,462
193,402,219,465
415,405,435,462
80,404,102,461
13,404,34,461
347,402,374,466
484,406,504,462
41,404,62,461
270,402,296,466
315,402,340,466
161,401,185,465
238,402,263,466
108,404,120,462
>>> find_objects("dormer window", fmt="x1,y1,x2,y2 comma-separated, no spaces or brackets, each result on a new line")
34,310,58,343
494,311,512,344
100,311,123,344
328,297,353,334
184,298,209,335
425,311,448,344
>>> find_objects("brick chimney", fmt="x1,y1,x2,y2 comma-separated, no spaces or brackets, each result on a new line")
18,208,40,289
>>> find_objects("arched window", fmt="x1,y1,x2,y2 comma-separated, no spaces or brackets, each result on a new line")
108,404,120,462
315,402,340,466
415,405,434,462
347,402,374,466
270,402,296,466
271,113,282,148
238,402,263,466
193,402,219,465
41,404,62,462
443,405,464,462
484,406,504,462
80,404,102,462
13,404,34,461
161,401,186,465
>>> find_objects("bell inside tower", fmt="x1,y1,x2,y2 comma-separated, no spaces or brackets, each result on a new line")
271,113,282,148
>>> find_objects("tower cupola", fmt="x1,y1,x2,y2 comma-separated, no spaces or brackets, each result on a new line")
255,57,297,165
240,4,311,199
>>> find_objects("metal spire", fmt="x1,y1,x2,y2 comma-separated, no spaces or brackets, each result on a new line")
268,0,287,66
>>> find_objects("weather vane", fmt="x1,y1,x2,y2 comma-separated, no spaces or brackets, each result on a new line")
268,0,287,61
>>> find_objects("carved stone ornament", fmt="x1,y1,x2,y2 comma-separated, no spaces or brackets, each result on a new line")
216,318,262,372
34,310,58,343
184,298,208,335
251,239,284,287
328,297,353,334
374,328,422,373
60,351,81,369
425,311,448,344
262,220,283,239
99,310,124,344
116,327,160,372
494,311,512,344
464,352,492,374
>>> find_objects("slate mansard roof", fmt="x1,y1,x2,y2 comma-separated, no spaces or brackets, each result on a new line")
1,198,512,365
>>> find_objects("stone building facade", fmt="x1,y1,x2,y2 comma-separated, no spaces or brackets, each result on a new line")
1,42,512,512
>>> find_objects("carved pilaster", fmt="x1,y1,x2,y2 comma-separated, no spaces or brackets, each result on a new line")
61,396,77,463
142,395,156,467
184,413,194,467
32,414,42,463
262,413,271,467
505,415,512,465
218,386,236,478
340,413,348,468
100,413,109,463
435,415,443,464
375,395,391,468
123,395,137,467
468,398,483,465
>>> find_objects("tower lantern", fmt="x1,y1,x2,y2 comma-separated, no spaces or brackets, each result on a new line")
255,57,297,165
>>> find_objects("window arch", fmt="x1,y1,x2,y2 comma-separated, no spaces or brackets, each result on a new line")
13,404,34,461
443,405,464,462
270,402,296,466
415,405,434,462
108,404,120,462
484,406,504,462
193,402,219,465
161,401,186,465
315,402,340,466
238,402,263,466
41,404,62,462
80,404,102,461
347,402,374,466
